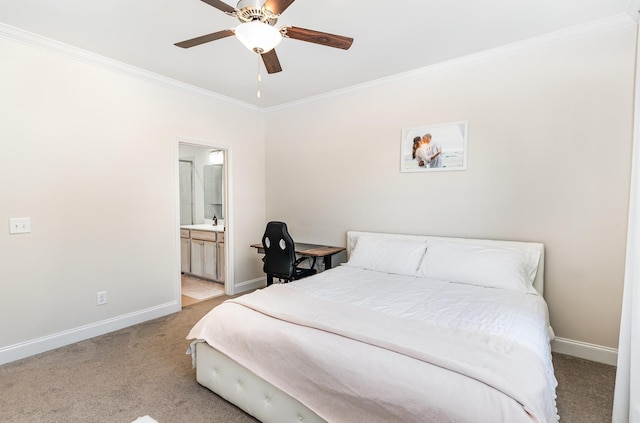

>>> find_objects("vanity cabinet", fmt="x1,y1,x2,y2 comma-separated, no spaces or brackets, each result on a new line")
188,229,224,282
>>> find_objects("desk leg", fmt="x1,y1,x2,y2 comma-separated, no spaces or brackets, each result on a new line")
323,256,332,270
266,274,273,286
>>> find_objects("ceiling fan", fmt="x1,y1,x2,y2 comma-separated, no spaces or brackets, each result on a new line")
174,0,354,74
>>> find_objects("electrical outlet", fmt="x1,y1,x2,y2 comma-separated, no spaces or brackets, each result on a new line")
96,291,108,306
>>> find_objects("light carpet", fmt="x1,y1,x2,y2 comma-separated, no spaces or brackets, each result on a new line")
0,295,615,422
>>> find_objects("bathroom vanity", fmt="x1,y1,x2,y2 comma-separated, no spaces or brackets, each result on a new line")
180,224,225,283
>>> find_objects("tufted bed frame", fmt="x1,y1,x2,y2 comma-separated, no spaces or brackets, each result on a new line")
190,231,548,423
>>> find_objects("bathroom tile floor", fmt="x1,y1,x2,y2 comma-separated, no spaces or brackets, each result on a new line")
181,274,224,307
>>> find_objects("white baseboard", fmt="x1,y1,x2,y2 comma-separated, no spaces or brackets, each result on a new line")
551,336,618,366
233,277,266,295
3,297,617,368
0,301,180,365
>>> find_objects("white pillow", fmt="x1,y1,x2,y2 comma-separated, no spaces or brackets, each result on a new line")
345,235,427,276
417,240,539,293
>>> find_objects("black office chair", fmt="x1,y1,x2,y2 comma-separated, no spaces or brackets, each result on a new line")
262,221,317,286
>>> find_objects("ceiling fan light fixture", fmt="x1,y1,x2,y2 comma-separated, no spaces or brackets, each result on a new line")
235,21,282,54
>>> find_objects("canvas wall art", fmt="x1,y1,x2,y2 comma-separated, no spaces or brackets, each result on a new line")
400,121,468,172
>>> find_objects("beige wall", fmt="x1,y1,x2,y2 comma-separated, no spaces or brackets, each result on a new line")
0,37,266,360
264,26,636,349
0,22,634,363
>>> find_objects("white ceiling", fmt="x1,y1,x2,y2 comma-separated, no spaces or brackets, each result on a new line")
0,0,636,108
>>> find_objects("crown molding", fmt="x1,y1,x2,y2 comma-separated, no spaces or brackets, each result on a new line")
265,13,636,114
0,13,635,115
0,22,263,113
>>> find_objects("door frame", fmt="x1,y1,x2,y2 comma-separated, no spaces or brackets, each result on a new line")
175,138,235,304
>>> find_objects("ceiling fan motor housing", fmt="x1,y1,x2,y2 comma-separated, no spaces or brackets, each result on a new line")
236,0,278,25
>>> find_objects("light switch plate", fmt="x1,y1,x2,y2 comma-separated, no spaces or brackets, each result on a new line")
9,218,31,234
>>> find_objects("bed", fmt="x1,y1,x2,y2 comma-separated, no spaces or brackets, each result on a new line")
187,231,558,423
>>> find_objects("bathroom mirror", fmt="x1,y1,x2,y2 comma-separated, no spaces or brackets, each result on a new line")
179,145,225,224
204,164,224,220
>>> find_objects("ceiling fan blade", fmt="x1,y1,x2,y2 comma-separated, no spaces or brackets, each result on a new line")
264,0,296,15
201,0,236,14
282,26,353,50
174,29,235,48
261,49,283,74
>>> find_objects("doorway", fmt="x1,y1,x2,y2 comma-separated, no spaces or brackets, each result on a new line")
177,141,231,306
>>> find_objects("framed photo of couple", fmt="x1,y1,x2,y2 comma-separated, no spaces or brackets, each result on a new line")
400,121,468,173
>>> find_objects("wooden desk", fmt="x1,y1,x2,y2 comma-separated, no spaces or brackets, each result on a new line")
250,242,346,271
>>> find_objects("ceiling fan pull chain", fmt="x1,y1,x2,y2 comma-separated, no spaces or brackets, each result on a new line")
257,54,262,98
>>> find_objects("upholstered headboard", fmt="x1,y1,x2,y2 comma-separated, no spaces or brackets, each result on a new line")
346,231,545,295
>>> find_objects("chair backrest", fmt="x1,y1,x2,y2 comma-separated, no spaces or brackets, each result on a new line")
262,221,296,279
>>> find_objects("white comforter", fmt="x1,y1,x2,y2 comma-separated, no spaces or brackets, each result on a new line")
188,265,558,423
